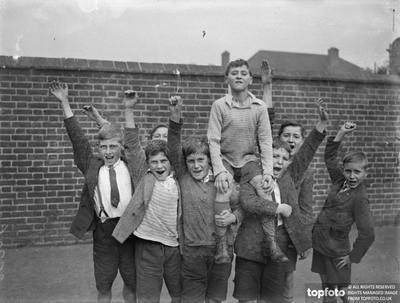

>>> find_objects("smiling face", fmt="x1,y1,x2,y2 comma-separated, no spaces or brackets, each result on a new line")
98,138,123,167
273,147,290,178
343,161,367,188
279,125,304,156
185,152,210,181
226,65,253,93
147,152,171,181
151,126,168,141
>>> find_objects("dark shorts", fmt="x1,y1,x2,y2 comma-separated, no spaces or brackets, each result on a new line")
93,218,136,301
311,249,351,287
181,246,232,303
234,226,297,302
223,160,262,184
135,238,181,302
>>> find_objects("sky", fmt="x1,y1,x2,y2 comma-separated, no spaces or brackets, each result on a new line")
0,0,399,69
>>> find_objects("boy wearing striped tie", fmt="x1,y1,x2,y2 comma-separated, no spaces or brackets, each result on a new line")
49,81,137,303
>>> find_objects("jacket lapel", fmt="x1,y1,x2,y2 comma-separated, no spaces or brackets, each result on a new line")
86,157,104,199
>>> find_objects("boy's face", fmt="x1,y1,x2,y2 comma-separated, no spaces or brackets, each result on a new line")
186,152,210,181
279,126,304,156
226,65,253,93
151,127,168,141
273,147,290,178
343,161,367,188
99,138,123,167
148,152,171,181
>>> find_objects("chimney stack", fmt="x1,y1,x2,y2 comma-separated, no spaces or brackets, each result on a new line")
221,51,230,68
328,47,339,69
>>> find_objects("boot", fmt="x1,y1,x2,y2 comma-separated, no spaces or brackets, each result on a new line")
215,235,231,264
263,224,289,263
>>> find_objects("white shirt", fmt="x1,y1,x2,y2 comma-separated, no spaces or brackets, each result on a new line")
274,182,283,226
94,159,132,221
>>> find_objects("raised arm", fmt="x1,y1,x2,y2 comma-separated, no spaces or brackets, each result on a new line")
324,122,356,183
123,90,148,185
49,81,92,174
289,99,327,184
167,96,185,178
82,105,110,128
261,60,274,111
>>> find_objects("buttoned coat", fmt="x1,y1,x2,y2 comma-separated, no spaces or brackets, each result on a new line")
312,137,375,263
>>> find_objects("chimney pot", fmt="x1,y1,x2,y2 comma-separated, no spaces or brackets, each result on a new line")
328,47,339,59
221,51,230,68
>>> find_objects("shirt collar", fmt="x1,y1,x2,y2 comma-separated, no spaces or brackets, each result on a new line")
201,169,214,183
224,92,262,108
105,159,122,169
339,181,352,193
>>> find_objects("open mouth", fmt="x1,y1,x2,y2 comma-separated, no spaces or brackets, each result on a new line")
155,170,166,176
348,180,358,188
273,167,282,176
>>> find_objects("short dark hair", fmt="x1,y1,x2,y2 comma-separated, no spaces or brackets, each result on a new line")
182,137,210,160
149,124,168,140
272,137,291,155
145,139,170,161
225,59,252,76
278,121,307,139
343,151,369,169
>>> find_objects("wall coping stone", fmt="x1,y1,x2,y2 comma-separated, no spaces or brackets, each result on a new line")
1,55,400,85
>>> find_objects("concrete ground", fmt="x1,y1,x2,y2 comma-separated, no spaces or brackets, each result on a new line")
1,226,399,303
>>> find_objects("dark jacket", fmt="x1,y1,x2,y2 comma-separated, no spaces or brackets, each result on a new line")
235,128,326,263
312,137,375,263
64,117,143,239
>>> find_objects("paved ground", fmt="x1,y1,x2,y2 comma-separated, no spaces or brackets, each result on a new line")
1,226,399,303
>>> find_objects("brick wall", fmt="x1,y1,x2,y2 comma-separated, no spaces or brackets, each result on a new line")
1,56,399,248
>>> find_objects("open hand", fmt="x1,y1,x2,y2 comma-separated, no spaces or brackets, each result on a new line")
49,81,68,102
261,60,273,85
335,255,351,269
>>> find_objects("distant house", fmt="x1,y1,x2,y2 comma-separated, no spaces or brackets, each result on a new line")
221,48,374,80
247,47,371,79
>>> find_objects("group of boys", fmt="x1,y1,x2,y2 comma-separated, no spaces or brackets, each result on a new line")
49,58,374,303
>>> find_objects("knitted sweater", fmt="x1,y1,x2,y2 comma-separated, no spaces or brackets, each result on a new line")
168,119,241,249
